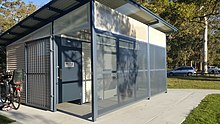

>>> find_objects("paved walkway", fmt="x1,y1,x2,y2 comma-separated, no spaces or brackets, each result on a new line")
1,89,220,124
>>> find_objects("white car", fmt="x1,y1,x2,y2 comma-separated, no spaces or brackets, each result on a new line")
168,66,196,76
208,66,220,73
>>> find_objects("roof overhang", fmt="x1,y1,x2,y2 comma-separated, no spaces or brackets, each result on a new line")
96,0,177,33
0,0,90,46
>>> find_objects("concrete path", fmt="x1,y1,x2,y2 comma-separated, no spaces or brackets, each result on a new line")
1,89,220,124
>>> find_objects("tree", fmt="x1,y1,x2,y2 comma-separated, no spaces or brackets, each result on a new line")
0,0,37,71
138,0,220,69
0,0,36,33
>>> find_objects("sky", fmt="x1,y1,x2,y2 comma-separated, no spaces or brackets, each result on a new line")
22,0,51,7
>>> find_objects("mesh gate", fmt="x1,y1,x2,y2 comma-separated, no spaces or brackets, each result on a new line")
26,38,51,109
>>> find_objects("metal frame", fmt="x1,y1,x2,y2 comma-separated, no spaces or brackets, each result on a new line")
147,25,151,99
52,21,59,112
164,39,168,93
25,43,28,104
25,36,52,110
90,0,98,121
50,36,55,111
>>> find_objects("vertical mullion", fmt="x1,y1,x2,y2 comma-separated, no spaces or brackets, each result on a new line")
90,0,98,121
25,44,28,104
147,25,151,99
116,38,120,104
50,35,55,111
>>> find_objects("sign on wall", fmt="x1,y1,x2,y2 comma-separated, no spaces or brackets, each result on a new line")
64,62,75,68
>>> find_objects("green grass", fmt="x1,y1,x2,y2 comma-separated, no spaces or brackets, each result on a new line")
0,114,15,124
168,76,220,90
182,94,220,124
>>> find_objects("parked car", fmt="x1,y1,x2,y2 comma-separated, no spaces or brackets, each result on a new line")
208,66,220,73
168,66,196,76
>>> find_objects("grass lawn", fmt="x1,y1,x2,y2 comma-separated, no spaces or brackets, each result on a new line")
0,114,15,124
182,94,220,124
168,76,220,90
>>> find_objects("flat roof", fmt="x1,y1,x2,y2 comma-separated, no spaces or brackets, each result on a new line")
97,0,177,33
0,0,177,46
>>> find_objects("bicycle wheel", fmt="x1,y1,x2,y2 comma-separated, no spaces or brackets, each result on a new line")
0,87,7,103
11,89,21,110
0,95,7,103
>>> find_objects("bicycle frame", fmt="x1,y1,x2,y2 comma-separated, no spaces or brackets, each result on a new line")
0,71,22,110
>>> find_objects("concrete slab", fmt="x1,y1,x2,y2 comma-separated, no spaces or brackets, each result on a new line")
1,89,220,124
57,102,91,117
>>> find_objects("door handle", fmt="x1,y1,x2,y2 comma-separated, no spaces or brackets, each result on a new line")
59,68,62,80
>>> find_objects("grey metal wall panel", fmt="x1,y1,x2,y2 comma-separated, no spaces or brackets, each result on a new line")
150,70,166,95
6,43,26,103
26,38,51,109
136,42,148,98
150,44,166,70
149,44,166,96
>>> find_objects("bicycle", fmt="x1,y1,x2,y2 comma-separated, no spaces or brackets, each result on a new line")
0,70,23,110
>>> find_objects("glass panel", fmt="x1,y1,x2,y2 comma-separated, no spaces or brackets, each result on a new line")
9,23,52,46
96,34,118,114
54,3,91,41
29,23,52,40
118,39,136,103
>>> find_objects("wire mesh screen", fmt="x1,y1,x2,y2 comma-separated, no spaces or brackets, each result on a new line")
96,34,149,115
150,44,166,96
26,38,51,109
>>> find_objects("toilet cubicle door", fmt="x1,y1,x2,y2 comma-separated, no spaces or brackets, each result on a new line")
58,37,82,103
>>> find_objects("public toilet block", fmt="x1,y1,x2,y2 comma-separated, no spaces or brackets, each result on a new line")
0,0,177,121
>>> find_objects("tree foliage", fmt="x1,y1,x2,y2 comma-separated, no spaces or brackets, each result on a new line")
0,0,36,71
138,0,220,69
0,0,36,33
